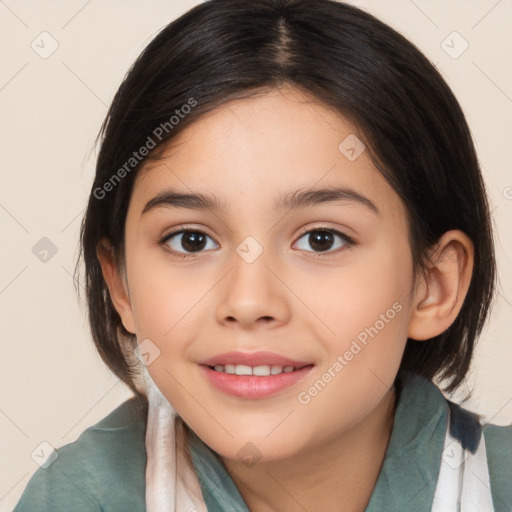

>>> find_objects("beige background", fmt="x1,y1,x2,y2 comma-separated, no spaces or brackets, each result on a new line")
1,0,511,509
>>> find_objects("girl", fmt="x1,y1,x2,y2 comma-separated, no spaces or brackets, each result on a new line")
14,0,511,511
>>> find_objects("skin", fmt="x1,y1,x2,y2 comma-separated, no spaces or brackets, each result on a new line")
98,85,474,511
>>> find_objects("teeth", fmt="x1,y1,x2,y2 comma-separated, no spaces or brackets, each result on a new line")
225,364,236,374
212,364,297,376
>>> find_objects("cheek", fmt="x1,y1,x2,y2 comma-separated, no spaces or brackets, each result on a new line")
292,258,412,441
125,245,200,340
308,242,412,339
306,243,413,401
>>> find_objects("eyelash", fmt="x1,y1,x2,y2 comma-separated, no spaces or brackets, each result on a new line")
159,225,355,260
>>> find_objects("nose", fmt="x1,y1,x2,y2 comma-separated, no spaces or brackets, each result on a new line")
214,248,291,330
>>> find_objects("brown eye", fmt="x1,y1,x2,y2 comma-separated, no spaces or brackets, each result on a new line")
294,228,354,256
307,230,335,252
162,230,218,257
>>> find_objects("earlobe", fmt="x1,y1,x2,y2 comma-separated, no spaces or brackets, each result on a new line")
407,230,474,341
96,238,137,334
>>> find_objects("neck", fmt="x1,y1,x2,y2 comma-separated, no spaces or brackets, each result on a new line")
220,384,397,512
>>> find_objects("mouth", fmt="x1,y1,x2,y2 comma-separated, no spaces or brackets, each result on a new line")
205,363,313,376
199,349,313,369
198,360,315,399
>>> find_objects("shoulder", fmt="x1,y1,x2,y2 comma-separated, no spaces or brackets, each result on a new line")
446,398,512,510
482,421,512,511
398,373,512,510
13,397,148,512
447,397,512,511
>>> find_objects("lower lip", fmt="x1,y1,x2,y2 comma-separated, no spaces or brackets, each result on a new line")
199,365,314,399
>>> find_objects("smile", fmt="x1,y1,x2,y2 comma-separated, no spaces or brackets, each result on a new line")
210,364,300,376
199,363,315,399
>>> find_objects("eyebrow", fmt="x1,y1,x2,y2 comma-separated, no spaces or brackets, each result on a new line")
141,186,380,216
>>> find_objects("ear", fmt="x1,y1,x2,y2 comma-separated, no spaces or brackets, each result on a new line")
96,238,136,334
407,230,474,341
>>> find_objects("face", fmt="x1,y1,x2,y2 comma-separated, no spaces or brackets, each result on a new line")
117,85,416,462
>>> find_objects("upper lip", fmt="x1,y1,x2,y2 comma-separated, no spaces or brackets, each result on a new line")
199,351,314,368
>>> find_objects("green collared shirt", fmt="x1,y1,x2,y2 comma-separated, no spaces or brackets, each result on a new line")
13,373,512,511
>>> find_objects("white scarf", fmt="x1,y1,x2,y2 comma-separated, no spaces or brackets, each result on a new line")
431,406,494,511
142,364,208,512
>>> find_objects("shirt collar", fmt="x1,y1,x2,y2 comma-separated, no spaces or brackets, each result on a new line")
365,371,448,511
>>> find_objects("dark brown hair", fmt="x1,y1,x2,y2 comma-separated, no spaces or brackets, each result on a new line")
76,0,496,405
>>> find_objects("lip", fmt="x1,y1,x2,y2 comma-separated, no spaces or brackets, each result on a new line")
199,364,314,399
199,350,313,368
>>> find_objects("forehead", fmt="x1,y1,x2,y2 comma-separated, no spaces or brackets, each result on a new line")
131,86,405,222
